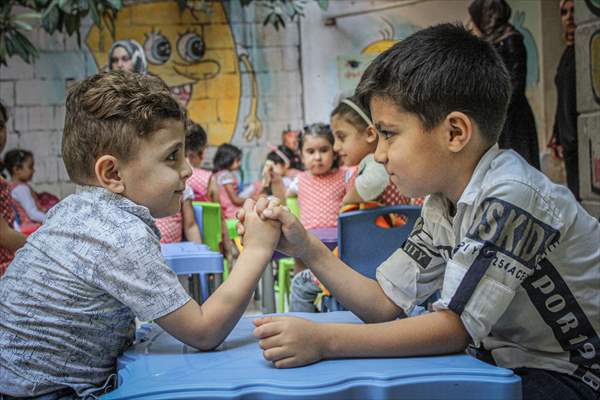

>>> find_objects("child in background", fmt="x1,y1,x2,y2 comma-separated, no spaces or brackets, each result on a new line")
154,184,202,244
262,145,300,200
287,123,349,231
287,123,350,312
0,101,26,277
248,24,600,400
0,72,281,398
213,143,245,220
3,150,47,232
185,122,215,202
331,97,419,207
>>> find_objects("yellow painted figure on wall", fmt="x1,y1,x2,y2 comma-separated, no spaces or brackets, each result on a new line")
87,1,262,144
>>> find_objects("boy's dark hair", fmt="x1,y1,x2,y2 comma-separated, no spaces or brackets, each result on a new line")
266,145,295,165
62,71,187,184
299,123,339,169
330,96,371,132
185,121,207,154
356,23,511,143
213,143,242,172
3,149,33,176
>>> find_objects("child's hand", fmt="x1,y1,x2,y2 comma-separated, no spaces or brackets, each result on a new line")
253,316,326,368
239,197,281,253
238,197,309,258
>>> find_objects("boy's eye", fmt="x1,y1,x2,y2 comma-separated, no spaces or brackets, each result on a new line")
379,130,395,140
167,150,179,161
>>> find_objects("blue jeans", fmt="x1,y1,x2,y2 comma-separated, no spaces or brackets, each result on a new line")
0,388,76,400
516,368,599,400
289,269,320,312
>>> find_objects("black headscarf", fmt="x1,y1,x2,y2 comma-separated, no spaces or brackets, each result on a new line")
468,0,519,43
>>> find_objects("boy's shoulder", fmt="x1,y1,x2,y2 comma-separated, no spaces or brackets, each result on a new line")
44,185,160,245
425,147,586,233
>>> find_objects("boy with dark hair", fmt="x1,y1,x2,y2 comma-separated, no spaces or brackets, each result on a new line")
244,24,600,399
0,71,280,398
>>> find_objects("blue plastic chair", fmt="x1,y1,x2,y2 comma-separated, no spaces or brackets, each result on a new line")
322,205,422,312
161,242,224,304
338,205,422,279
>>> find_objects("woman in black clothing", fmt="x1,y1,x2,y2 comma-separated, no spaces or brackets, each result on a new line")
468,0,540,169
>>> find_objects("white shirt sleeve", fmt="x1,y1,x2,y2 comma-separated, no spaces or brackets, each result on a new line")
376,212,446,314
11,184,46,222
432,179,566,346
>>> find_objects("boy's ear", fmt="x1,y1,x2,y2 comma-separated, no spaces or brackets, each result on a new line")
444,112,473,153
95,155,125,194
365,125,378,144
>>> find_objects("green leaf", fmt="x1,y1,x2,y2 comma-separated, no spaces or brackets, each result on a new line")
105,0,122,10
316,0,329,11
87,0,100,25
64,12,78,35
13,20,34,31
15,12,42,20
58,0,71,13
42,5,60,33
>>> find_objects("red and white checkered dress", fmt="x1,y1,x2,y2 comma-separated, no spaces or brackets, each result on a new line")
0,177,17,276
297,169,347,229
155,186,194,244
187,167,212,202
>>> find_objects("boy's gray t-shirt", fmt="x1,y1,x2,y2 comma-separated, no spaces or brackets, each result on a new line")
0,186,190,398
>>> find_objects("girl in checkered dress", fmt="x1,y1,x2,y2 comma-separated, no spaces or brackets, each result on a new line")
287,123,350,231
0,101,26,276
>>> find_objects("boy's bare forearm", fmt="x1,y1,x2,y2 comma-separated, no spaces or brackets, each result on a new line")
199,246,272,346
320,310,469,359
300,235,402,322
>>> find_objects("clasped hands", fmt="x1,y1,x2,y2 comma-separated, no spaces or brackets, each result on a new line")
236,196,328,368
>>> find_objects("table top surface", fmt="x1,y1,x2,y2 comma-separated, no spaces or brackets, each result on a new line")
102,312,521,400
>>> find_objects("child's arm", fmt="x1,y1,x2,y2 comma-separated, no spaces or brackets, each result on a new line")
12,185,46,222
253,309,469,368
181,199,202,243
224,183,246,207
342,185,366,205
239,200,403,323
0,217,26,251
156,197,280,351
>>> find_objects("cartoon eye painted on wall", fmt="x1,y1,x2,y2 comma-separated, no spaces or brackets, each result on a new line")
178,32,205,63
144,32,171,65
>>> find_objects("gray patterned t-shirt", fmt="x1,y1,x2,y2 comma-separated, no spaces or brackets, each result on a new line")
0,186,190,398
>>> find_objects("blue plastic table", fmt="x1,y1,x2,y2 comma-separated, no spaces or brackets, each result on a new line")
102,312,521,399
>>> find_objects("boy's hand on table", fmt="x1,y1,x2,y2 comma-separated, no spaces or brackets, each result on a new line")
239,197,281,253
253,316,326,368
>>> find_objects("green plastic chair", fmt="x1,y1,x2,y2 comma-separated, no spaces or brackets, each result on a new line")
192,201,228,279
275,196,301,313
192,201,222,252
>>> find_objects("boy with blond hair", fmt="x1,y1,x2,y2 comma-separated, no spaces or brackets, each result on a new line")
242,24,600,399
0,71,280,398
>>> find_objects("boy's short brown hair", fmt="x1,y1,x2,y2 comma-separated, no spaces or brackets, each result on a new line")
62,71,186,184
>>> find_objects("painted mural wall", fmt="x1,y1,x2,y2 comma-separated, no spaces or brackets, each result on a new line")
575,0,600,216
300,0,550,159
0,0,303,196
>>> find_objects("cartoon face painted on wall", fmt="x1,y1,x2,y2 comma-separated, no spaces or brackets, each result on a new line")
87,1,261,145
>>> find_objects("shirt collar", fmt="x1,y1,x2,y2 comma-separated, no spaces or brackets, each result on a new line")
75,185,160,237
456,144,500,206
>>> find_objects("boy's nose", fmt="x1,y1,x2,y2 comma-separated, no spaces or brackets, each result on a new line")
374,140,387,165
181,159,193,179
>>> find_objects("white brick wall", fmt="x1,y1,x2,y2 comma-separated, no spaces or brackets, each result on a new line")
1,1,304,194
